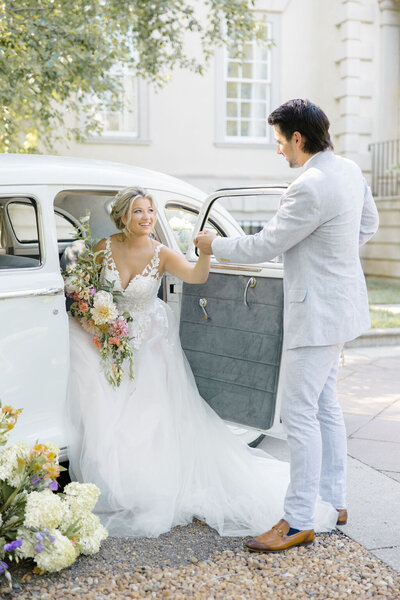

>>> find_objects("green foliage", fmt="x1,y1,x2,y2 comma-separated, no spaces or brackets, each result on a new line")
0,0,262,153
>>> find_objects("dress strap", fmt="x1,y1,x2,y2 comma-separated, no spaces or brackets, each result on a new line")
103,237,115,270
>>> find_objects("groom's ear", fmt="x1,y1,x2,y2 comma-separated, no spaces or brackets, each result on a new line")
293,131,306,150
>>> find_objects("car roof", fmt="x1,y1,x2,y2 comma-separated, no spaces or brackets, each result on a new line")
0,154,206,200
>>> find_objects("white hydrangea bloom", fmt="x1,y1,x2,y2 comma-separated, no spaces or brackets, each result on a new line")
91,290,118,325
0,442,30,487
63,482,100,513
34,530,77,573
73,512,108,555
24,490,63,529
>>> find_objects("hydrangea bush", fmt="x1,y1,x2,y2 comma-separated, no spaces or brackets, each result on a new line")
0,403,108,586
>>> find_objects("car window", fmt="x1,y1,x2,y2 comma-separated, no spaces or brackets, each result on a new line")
207,193,283,263
0,198,41,269
165,203,224,253
7,201,38,243
54,212,78,241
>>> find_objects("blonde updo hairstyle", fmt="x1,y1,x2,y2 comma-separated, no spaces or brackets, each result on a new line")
110,186,156,235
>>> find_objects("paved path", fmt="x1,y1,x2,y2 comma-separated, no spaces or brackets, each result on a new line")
260,344,400,573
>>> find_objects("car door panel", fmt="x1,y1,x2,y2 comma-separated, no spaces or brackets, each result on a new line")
180,271,283,431
180,187,285,436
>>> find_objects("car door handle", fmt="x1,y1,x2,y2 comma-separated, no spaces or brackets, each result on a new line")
199,297,210,321
244,277,257,307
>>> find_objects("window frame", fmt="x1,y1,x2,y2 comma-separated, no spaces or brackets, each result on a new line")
85,73,150,145
215,12,281,148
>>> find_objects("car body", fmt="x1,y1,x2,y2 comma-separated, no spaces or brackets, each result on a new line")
0,155,285,457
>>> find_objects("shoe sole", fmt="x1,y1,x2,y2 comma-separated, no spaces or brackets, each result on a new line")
336,519,347,526
245,540,314,553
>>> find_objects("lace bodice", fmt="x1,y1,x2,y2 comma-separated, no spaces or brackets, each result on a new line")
101,238,165,349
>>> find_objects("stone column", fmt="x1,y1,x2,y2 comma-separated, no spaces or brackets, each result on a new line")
334,0,374,173
378,0,400,140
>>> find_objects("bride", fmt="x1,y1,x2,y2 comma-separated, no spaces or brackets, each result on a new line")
67,186,338,538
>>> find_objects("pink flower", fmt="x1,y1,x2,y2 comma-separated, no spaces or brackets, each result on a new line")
90,288,97,295
108,337,121,346
78,301,89,313
92,336,102,349
109,317,129,338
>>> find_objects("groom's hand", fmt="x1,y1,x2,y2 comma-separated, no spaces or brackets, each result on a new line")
194,230,216,255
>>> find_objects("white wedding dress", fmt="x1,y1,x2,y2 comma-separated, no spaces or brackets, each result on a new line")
67,239,338,538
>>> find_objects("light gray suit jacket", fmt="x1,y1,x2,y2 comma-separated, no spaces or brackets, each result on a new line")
212,150,379,350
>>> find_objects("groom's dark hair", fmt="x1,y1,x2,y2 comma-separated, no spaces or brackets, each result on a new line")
268,99,334,154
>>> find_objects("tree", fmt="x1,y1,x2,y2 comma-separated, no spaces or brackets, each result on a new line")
0,0,262,153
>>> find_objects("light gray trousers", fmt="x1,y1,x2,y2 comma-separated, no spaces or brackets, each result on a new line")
280,344,346,530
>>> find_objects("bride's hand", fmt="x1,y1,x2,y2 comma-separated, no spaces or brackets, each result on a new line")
194,230,216,255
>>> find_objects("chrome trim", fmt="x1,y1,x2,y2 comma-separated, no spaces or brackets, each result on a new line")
211,264,263,273
0,287,64,301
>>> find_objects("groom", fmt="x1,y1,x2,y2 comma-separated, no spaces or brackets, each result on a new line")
195,99,379,552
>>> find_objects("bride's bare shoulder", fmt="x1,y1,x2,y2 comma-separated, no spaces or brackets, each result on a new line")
94,238,107,253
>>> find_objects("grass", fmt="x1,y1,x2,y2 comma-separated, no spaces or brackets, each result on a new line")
369,309,400,329
365,276,400,328
366,276,400,305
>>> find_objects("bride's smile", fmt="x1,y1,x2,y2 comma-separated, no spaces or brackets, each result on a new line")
122,197,155,237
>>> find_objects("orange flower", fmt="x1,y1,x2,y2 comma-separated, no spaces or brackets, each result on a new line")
108,337,121,346
92,336,102,348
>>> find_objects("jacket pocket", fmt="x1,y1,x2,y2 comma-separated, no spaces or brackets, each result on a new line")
288,289,307,303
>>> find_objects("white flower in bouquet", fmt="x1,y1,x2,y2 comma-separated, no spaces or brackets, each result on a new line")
71,513,108,556
24,490,63,529
0,442,30,487
64,274,80,295
91,291,118,325
34,530,76,573
63,482,100,513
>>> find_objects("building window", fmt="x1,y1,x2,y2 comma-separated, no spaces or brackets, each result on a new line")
87,70,149,143
216,14,279,147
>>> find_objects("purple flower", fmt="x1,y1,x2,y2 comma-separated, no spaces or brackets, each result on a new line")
35,532,44,542
32,475,41,485
90,287,97,295
0,561,8,574
3,539,22,552
48,480,58,491
34,544,44,554
42,528,49,535
48,536,55,543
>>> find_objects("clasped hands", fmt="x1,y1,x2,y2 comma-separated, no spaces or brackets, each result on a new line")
194,230,216,255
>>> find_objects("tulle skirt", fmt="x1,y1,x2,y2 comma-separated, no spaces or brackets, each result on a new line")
67,300,337,537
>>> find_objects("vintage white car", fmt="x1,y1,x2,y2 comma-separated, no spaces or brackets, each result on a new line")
0,154,285,458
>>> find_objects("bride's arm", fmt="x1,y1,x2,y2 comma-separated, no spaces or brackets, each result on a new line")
161,246,211,284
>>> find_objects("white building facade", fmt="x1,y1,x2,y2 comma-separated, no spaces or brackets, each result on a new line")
58,0,400,275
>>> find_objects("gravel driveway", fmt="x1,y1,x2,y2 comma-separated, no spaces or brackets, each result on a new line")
2,521,399,599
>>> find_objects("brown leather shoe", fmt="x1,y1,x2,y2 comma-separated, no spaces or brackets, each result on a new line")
245,519,314,553
336,509,348,525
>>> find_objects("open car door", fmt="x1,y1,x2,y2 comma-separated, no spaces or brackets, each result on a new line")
179,187,285,444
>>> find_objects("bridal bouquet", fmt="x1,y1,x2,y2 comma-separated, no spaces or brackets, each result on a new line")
63,215,134,388
0,403,108,587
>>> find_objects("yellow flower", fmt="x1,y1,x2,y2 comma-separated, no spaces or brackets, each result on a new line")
43,463,60,479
